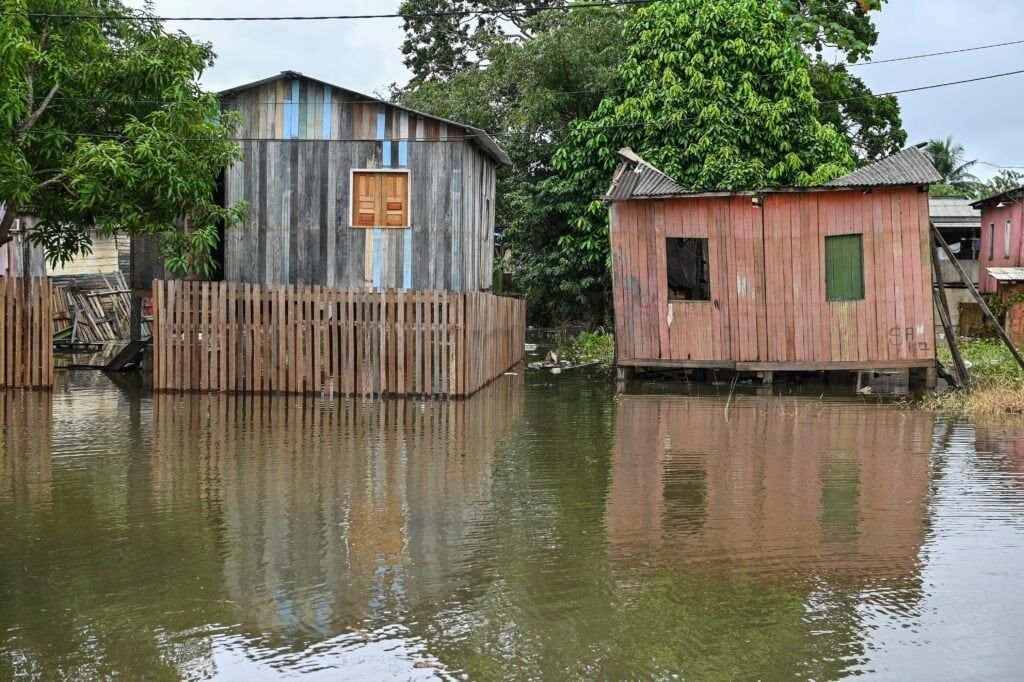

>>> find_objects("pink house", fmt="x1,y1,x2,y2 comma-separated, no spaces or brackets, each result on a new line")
973,189,1024,293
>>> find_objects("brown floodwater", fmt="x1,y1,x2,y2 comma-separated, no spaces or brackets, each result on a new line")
2,369,1024,680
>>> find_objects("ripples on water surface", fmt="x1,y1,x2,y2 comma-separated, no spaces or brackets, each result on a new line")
2,371,1024,679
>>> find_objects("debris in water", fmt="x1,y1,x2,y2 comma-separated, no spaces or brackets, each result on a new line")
413,660,446,670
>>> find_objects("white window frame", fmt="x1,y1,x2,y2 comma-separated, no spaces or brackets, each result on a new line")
1005,219,1013,260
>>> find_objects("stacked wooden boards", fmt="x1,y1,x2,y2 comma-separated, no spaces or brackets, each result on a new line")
0,277,53,389
151,280,525,397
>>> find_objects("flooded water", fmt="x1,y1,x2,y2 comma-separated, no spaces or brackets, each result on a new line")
2,370,1024,680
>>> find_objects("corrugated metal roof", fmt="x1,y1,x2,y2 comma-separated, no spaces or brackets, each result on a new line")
929,196,980,221
971,186,1024,208
604,149,690,201
218,71,511,166
825,146,942,188
987,267,1024,282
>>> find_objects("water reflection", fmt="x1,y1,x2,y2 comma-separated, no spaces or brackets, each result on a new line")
148,384,522,646
3,375,1024,679
608,396,934,579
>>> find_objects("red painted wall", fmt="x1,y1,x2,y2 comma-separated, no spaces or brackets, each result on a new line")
610,187,936,367
978,200,1024,293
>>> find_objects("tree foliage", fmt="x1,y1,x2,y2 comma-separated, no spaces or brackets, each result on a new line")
924,137,978,191
545,0,855,317
398,0,903,324
0,0,244,273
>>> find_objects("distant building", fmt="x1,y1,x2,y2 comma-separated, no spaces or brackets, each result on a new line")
928,196,981,333
972,188,1024,293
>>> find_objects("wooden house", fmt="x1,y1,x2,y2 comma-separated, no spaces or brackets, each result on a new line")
132,71,510,292
605,147,942,379
972,188,1024,293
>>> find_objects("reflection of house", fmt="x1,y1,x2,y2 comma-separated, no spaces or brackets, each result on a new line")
607,396,933,580
605,147,940,380
147,375,523,640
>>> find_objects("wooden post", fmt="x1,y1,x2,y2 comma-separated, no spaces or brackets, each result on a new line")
930,230,970,387
932,224,1024,372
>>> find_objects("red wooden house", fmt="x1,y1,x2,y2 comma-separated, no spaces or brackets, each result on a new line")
605,147,942,381
972,188,1024,293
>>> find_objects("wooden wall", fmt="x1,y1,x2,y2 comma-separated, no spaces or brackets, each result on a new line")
219,77,498,292
610,187,936,369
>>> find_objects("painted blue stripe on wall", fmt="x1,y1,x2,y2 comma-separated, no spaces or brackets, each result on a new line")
404,231,413,289
322,86,332,139
290,80,300,139
373,228,383,289
398,141,408,168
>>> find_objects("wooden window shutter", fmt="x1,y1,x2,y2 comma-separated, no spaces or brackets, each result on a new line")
353,172,380,227
383,173,409,227
825,234,865,301
352,171,409,228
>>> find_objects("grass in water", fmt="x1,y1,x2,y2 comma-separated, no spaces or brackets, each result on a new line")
558,329,616,365
924,339,1024,419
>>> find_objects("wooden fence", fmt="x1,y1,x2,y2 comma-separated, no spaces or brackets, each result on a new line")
152,280,526,397
0,277,54,390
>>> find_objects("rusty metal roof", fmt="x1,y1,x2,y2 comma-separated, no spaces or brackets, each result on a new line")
825,146,942,188
987,267,1024,282
604,149,691,201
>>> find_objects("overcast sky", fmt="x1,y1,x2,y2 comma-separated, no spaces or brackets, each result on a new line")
134,0,1024,178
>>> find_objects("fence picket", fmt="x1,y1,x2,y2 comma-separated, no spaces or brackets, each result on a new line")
147,280,524,397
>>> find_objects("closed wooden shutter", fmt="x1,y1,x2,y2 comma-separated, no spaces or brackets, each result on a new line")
352,171,409,228
353,172,380,227
383,173,409,227
825,234,864,301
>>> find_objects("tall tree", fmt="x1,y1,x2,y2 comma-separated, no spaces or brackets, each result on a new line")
0,0,244,273
542,0,854,319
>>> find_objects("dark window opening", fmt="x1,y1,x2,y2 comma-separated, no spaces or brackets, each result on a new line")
666,238,711,301
825,234,865,301
989,223,995,260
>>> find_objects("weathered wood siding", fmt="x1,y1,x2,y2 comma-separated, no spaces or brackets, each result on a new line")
611,187,936,369
219,76,498,291
611,196,765,364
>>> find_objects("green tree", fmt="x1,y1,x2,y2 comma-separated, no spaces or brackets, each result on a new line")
980,169,1024,198
396,5,629,322
0,0,244,273
924,137,978,192
545,0,854,318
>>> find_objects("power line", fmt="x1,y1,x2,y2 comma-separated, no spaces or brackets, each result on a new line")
23,0,652,22
27,34,1024,108
19,67,1024,143
855,37,1024,67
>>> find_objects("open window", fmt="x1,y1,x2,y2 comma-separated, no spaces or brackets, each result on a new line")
666,237,710,301
351,170,409,228
825,234,865,301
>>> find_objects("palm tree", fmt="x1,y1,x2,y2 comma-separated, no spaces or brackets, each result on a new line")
924,137,978,189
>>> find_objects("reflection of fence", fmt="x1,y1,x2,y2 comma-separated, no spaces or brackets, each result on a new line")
152,280,526,397
0,277,53,389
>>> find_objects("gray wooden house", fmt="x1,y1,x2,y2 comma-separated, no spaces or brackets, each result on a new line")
133,71,509,292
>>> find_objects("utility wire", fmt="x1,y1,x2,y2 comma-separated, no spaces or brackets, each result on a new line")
28,35,1024,107
23,0,653,22
18,67,1024,143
